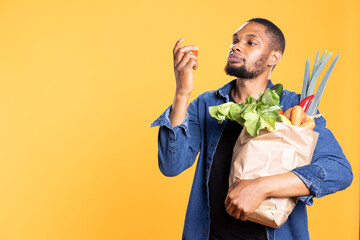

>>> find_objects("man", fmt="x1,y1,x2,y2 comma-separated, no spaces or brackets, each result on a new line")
151,18,353,240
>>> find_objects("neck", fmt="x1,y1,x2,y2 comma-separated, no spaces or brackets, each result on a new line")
232,72,271,104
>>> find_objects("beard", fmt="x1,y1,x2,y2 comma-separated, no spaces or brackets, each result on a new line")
225,54,268,79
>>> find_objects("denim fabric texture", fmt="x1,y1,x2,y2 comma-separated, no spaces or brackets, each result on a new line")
150,79,353,240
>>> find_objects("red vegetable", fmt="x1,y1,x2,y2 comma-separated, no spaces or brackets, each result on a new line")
190,50,198,57
299,95,314,112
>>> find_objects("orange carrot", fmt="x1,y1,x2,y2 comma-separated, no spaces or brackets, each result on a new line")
300,119,316,130
284,107,293,120
291,105,307,126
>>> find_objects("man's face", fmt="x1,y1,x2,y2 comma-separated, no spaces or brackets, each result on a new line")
225,22,272,79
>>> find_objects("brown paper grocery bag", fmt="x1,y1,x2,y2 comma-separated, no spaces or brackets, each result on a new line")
229,122,319,228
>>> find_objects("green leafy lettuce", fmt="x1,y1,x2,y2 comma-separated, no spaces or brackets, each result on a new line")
209,88,287,137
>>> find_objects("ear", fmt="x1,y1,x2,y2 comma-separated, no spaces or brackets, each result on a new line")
268,51,282,67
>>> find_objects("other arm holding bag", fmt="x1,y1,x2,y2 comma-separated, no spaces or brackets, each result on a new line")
229,122,319,228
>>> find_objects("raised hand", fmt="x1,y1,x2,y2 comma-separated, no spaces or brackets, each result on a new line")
172,38,199,97
169,38,199,127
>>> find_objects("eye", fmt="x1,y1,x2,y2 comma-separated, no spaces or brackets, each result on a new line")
248,41,257,46
232,40,238,44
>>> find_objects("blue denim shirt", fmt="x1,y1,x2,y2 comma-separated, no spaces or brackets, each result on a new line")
151,79,353,240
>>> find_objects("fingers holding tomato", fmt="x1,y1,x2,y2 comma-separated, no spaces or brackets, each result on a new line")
189,50,198,57
172,38,199,96
174,47,198,68
173,38,198,66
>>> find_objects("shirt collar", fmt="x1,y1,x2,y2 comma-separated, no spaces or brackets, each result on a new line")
217,79,275,101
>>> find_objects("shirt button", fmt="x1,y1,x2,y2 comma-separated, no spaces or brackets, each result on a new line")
204,229,208,235
206,163,210,169
211,143,215,147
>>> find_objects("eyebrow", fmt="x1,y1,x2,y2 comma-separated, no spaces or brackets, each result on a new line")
232,33,260,39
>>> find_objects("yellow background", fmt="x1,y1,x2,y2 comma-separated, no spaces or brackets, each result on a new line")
0,0,358,239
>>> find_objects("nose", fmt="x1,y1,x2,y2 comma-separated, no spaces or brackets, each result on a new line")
231,41,243,53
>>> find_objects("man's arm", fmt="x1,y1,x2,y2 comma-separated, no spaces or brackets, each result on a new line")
225,116,353,221
150,38,200,176
224,172,309,221
169,38,198,127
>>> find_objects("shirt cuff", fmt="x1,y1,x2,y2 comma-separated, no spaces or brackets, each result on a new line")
291,164,327,206
150,105,190,138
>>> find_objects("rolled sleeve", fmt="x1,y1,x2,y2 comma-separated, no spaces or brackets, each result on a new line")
291,116,353,206
150,99,201,177
292,164,326,205
150,105,190,138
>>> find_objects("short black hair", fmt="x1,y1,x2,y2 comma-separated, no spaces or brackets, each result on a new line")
247,18,285,54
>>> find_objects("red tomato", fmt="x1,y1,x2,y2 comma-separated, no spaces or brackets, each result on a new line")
279,109,284,115
190,50,198,57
